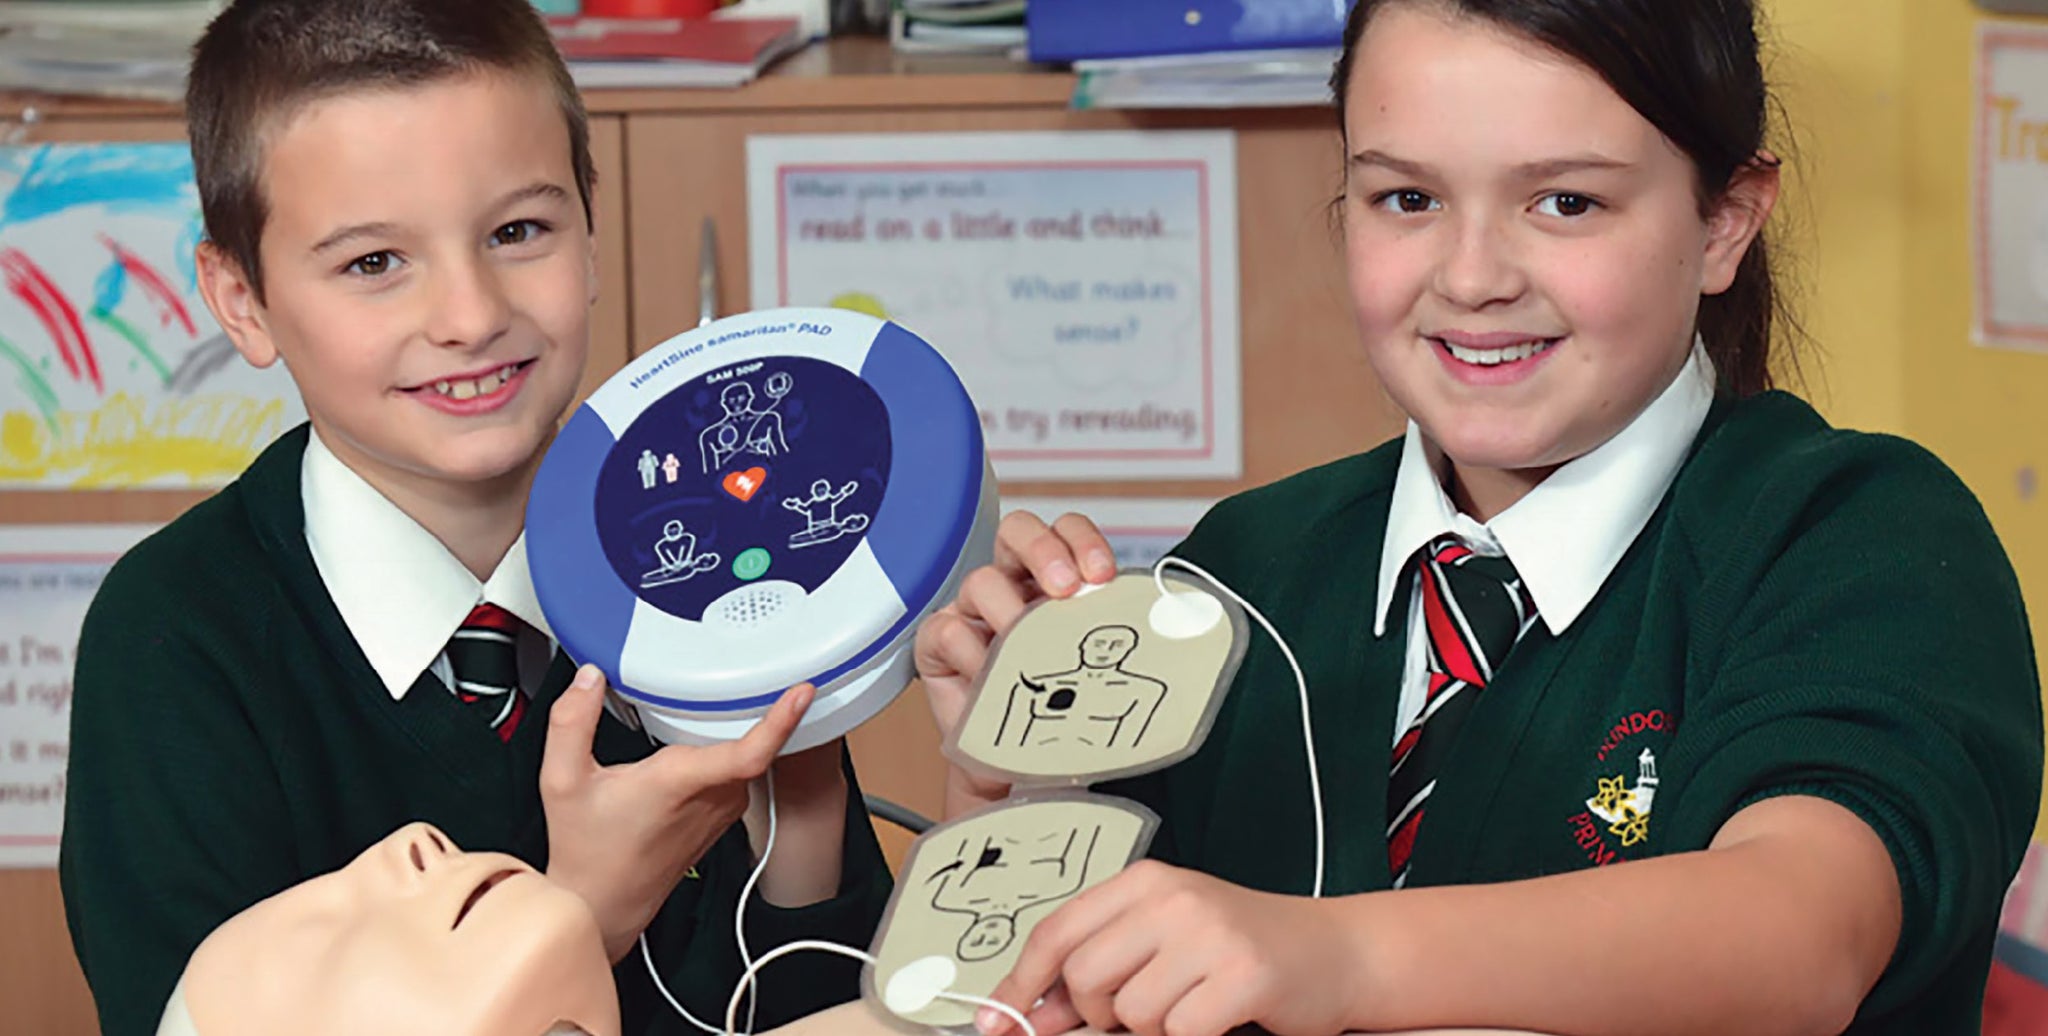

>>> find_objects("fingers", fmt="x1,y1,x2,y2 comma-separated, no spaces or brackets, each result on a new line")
539,665,606,798
1051,512,1118,584
1062,931,1156,1034
1160,977,1250,1036
993,510,1116,599
646,683,811,788
957,565,1033,637
988,868,1151,1033
725,682,813,774
991,984,1085,1036
1109,948,1205,1036
914,607,992,685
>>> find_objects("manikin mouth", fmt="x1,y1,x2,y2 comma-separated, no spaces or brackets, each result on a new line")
452,868,522,929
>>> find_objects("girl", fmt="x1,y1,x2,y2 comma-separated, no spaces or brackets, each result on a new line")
913,1,2044,1034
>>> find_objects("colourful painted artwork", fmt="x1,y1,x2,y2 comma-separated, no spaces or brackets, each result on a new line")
0,143,303,488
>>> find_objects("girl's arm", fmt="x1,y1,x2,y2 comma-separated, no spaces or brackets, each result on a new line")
989,795,1895,1036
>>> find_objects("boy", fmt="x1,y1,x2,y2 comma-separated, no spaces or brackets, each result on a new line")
59,2,890,1033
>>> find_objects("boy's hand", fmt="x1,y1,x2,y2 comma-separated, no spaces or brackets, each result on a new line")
981,862,1360,1036
541,664,811,962
913,511,1116,817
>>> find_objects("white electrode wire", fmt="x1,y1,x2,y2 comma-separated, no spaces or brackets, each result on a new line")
1153,556,1326,899
642,932,723,1036
734,767,777,1035
723,941,1038,1036
641,768,779,1036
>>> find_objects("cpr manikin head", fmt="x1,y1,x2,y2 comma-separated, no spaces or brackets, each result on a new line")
157,822,618,1036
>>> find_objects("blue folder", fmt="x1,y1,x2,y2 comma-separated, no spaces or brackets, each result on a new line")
1026,0,1351,63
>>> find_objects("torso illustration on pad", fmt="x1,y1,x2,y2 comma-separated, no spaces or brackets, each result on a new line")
156,822,617,1036
865,795,1157,1033
947,570,1249,784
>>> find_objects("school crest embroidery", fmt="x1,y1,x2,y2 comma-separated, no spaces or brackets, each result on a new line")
1566,709,1672,867
1587,748,1659,847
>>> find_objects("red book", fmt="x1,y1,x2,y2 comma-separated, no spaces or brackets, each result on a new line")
548,16,807,88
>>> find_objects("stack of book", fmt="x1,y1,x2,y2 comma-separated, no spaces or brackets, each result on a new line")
889,0,1025,56
1074,47,1336,110
1030,0,1345,110
548,14,808,89
0,0,225,101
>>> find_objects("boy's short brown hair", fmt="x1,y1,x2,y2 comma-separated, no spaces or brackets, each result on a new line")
187,0,595,301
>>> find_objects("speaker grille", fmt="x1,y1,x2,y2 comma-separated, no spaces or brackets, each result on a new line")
713,585,791,629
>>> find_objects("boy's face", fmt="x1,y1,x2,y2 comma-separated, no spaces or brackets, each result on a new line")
199,71,595,499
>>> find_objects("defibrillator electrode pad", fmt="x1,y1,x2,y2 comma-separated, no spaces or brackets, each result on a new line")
525,307,996,751
864,567,1250,1032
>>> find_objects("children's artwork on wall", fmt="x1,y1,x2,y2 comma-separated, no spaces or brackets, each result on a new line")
0,143,304,488
864,794,1156,1033
947,570,1247,786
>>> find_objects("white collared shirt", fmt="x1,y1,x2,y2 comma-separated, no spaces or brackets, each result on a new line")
1372,347,1715,744
302,431,556,701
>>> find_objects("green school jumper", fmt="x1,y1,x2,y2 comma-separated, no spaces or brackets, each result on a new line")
60,426,893,1036
1102,392,2044,1033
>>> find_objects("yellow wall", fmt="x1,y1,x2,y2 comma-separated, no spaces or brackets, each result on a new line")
1770,0,1910,435
1773,0,2048,832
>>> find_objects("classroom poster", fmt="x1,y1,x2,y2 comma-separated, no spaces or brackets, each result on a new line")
0,143,304,488
1000,496,1214,571
1976,25,2048,350
748,131,1242,481
0,524,153,868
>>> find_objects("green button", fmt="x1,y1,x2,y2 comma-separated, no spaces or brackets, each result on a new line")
733,547,772,581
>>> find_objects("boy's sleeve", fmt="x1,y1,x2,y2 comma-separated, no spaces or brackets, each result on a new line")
621,742,894,1034
60,561,301,1036
1659,440,2045,1016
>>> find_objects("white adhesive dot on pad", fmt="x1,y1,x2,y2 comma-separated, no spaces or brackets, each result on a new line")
1149,590,1224,639
883,955,958,1016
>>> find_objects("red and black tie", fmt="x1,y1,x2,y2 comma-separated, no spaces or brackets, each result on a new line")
1386,536,1537,886
445,603,528,742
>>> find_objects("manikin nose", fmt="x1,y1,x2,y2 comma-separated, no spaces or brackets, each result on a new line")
396,822,455,874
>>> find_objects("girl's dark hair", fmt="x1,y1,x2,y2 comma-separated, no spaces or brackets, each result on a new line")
1331,0,1789,397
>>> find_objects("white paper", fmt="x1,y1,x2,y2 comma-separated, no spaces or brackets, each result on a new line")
1000,496,1214,571
748,131,1242,481
0,524,154,868
0,143,305,488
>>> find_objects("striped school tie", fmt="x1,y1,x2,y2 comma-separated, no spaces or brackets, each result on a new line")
446,603,528,742
1386,536,1537,887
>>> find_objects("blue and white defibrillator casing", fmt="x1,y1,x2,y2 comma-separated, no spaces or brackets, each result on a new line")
527,307,995,751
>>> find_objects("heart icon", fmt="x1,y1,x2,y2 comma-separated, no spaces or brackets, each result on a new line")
722,467,768,502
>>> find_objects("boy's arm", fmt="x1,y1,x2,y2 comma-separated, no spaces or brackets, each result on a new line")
743,737,850,908
60,582,299,1036
632,742,892,1033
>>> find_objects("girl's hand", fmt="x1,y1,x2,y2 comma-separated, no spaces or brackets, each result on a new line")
982,862,1363,1036
913,511,1117,816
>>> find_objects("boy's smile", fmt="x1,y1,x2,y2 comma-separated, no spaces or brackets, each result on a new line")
199,69,596,516
404,358,538,414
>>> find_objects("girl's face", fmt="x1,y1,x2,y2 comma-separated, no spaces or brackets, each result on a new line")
1341,3,1774,515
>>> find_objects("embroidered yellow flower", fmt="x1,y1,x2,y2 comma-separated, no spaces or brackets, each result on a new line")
1608,804,1650,847
1590,774,1631,816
